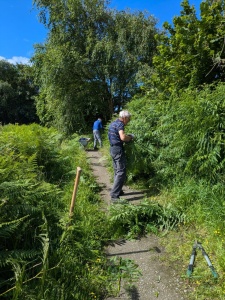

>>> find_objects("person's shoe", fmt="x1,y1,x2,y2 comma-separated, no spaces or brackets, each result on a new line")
119,190,125,196
93,147,98,150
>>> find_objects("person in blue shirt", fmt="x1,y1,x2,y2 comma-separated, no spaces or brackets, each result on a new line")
93,117,103,150
108,110,134,202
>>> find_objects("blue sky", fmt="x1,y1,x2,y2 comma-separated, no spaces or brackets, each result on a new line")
0,0,202,64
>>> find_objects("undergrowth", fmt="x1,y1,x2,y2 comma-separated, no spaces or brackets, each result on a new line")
0,124,142,300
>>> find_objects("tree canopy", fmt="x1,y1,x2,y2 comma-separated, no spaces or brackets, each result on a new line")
152,0,225,96
32,0,159,134
0,60,39,124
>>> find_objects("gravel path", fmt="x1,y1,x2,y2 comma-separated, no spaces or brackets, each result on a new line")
86,149,190,300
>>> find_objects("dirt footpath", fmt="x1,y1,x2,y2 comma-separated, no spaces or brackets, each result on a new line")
86,149,190,300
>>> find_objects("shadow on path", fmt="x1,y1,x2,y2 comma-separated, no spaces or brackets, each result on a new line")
127,286,140,300
107,249,152,257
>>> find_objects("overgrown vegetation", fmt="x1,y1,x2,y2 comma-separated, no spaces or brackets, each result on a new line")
123,84,225,298
0,124,145,299
1,0,225,299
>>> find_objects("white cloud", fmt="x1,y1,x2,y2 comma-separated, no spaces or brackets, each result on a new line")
0,56,31,65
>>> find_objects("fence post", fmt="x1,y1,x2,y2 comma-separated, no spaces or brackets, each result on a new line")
69,167,82,218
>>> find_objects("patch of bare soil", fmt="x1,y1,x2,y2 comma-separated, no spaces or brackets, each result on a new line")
86,149,190,300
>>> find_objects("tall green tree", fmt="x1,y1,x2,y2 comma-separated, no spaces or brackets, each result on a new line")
0,60,39,124
152,0,225,96
32,0,158,134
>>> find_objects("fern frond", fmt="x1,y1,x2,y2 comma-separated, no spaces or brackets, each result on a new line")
0,215,29,238
0,249,40,268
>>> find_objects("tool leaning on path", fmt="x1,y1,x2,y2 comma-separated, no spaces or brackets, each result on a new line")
187,241,218,279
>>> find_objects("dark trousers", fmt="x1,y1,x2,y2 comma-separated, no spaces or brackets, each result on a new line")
110,145,126,199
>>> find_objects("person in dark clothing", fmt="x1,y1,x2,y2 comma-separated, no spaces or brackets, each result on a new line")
93,117,103,150
108,110,134,202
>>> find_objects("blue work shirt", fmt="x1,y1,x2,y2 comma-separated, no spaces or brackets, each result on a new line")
108,119,124,147
93,119,103,131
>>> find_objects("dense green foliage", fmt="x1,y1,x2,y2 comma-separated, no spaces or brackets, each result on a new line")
0,60,39,124
0,124,194,299
32,0,158,134
152,0,225,96
1,0,225,298
122,83,225,299
126,83,225,186
0,124,108,299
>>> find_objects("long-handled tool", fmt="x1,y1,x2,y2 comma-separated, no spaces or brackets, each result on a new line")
187,241,218,279
187,241,198,278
